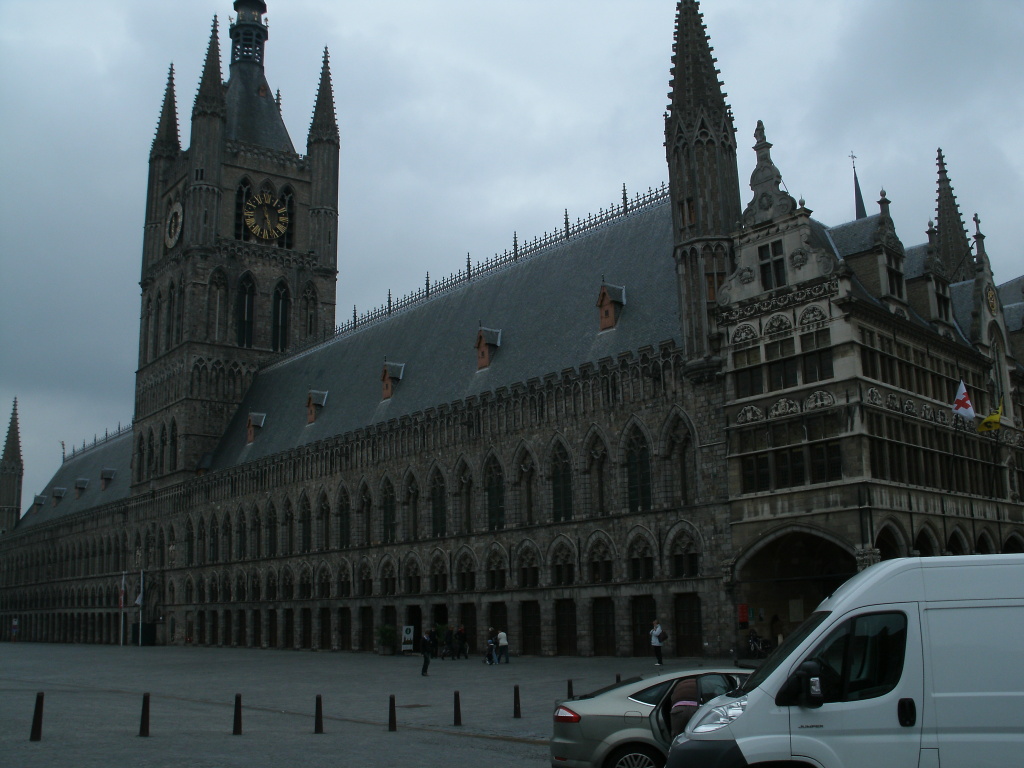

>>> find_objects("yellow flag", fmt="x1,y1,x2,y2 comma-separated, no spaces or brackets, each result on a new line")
977,400,1003,433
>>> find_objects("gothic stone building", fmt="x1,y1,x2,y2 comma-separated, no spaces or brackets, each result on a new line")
2,1,1023,657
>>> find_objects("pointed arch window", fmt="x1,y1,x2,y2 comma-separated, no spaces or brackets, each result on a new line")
209,271,229,342
430,471,447,537
277,187,295,249
517,547,539,588
589,539,614,583
208,516,219,563
165,282,175,351
485,458,505,531
381,480,397,543
301,284,318,340
266,504,278,557
588,442,610,517
271,281,290,352
237,274,256,348
299,495,312,553
629,538,655,581
168,420,178,472
485,549,506,590
284,500,295,555
337,487,351,548
430,556,448,593
405,479,420,542
318,494,331,550
551,443,574,521
235,180,253,241
552,544,575,586
519,457,535,525
237,513,248,559
625,428,653,512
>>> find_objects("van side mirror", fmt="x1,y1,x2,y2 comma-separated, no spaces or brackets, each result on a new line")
796,659,825,709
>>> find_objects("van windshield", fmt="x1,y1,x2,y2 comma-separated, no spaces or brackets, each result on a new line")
739,611,830,694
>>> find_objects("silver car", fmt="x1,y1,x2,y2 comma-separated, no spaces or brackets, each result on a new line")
550,667,748,768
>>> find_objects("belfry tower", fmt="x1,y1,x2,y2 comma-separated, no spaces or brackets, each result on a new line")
133,0,339,491
665,0,742,369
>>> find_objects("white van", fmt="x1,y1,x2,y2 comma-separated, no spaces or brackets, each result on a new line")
667,555,1024,768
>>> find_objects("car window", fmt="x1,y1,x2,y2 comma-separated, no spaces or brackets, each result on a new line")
805,611,907,703
697,674,731,703
628,680,673,706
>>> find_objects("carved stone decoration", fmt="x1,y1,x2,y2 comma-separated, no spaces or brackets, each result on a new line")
769,398,799,418
764,314,792,335
903,399,916,416
789,248,808,269
921,404,933,421
817,249,838,275
798,305,827,326
886,393,900,411
894,308,908,320
866,387,882,406
732,324,758,344
717,281,732,307
936,409,948,425
737,267,755,285
736,405,765,424
719,278,839,323
805,390,835,410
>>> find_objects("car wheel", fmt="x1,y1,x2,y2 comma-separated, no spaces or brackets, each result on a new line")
605,744,664,768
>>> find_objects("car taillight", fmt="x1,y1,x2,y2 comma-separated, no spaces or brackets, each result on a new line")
554,706,581,723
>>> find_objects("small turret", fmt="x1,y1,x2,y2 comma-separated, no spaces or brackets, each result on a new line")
0,399,24,534
307,48,340,276
934,149,973,283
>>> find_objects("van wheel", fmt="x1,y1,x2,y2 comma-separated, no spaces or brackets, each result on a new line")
606,744,664,768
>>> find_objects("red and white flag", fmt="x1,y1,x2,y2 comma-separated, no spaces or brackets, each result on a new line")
952,380,976,420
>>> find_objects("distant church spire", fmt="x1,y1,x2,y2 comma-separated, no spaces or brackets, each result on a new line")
193,17,226,119
0,399,24,533
851,152,867,220
151,64,181,160
308,47,340,149
934,148,973,283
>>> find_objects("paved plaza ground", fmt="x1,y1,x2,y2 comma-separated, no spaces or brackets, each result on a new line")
0,643,730,767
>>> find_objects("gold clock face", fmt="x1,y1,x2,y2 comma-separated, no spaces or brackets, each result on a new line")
243,192,289,240
986,286,997,314
164,201,183,248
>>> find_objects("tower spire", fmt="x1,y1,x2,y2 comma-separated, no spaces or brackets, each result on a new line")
934,148,973,282
851,151,867,220
1,399,24,533
193,17,226,119
151,64,181,160
307,47,340,149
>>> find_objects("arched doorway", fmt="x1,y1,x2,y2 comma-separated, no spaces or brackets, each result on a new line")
874,525,905,560
735,529,856,652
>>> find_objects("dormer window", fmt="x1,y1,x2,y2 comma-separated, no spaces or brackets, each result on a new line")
935,279,950,322
381,363,405,400
886,253,904,299
101,468,116,491
247,412,266,444
596,283,626,331
307,390,328,423
759,240,786,290
476,328,501,370
52,487,67,506
75,478,89,499
33,495,47,512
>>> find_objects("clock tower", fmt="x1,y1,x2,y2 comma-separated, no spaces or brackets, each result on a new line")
133,0,339,491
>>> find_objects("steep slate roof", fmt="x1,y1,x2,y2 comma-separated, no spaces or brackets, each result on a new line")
825,215,880,257
211,199,677,469
224,69,294,152
16,432,132,529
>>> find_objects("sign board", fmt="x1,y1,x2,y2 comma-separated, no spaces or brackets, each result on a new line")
401,625,414,652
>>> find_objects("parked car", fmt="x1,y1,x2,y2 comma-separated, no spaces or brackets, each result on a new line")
550,667,748,768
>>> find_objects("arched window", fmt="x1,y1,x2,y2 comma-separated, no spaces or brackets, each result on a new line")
165,282,175,351
237,274,256,348
381,480,397,543
628,538,654,580
168,420,178,472
221,516,232,562
666,422,693,506
588,441,610,517
518,456,535,525
485,549,506,590
430,470,446,537
455,554,475,591
184,519,195,565
381,562,397,596
337,487,351,547
485,457,505,531
429,556,447,593
208,270,229,342
458,466,473,534
299,495,312,553
271,281,290,352
208,516,219,563
276,187,295,249
551,543,575,586
404,478,420,542
358,562,373,596
284,500,295,555
358,487,372,546
551,443,573,521
404,559,421,594
517,547,539,588
337,564,352,597
670,535,700,577
588,539,614,583
318,493,331,550
301,284,318,340
266,504,278,557
234,180,253,241
625,428,653,512
252,508,262,557
237,513,248,559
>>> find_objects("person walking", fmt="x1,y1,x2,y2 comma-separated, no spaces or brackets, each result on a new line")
650,619,665,666
496,628,509,663
421,628,432,676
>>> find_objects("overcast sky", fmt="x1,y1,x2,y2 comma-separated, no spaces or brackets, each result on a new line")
2,0,1022,513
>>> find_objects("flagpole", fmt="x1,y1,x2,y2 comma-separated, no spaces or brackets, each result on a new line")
120,570,126,647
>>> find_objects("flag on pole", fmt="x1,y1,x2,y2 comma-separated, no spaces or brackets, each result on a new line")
119,572,126,609
977,400,1003,433
952,380,976,420
135,570,144,606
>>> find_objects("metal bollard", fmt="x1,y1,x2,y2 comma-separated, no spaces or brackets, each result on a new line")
314,694,324,734
232,693,243,735
29,692,44,742
388,694,397,732
139,692,151,737
567,679,574,699
513,684,522,719
454,690,462,726
616,673,621,683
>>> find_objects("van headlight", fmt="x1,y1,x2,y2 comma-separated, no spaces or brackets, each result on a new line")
691,696,747,733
